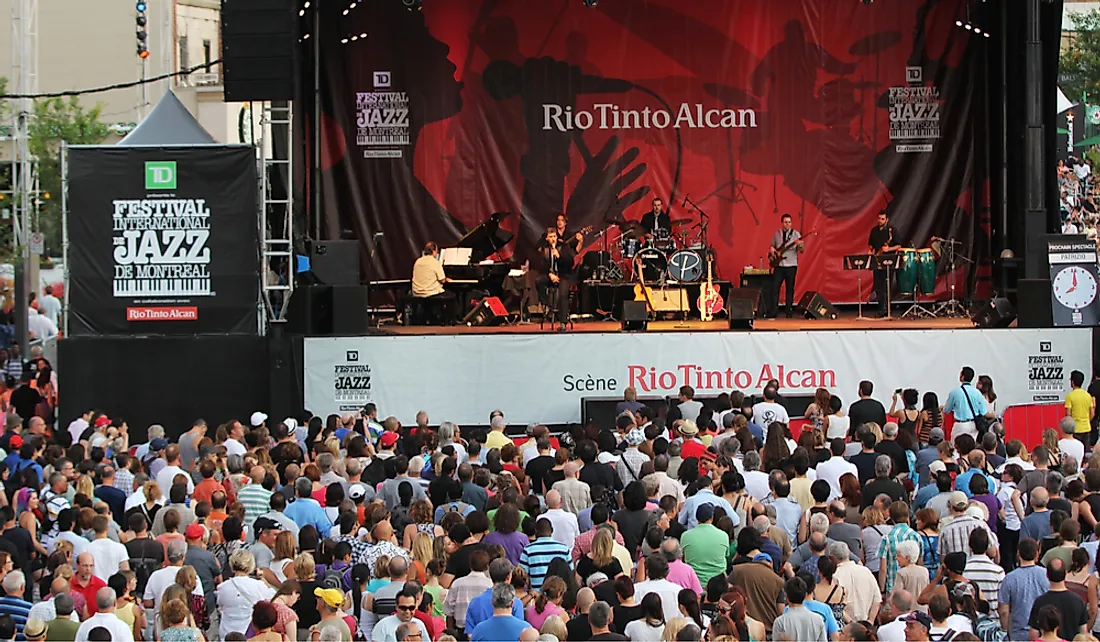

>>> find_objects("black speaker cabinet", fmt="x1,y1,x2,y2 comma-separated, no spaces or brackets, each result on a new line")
621,301,649,332
728,299,755,330
1017,279,1054,328
972,297,1017,328
221,0,296,101
799,291,839,320
331,285,370,335
310,240,361,287
285,285,332,335
726,287,762,318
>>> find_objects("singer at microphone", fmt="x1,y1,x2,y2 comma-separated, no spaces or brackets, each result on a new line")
640,196,672,238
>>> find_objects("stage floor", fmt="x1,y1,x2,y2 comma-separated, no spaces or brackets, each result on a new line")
386,312,975,335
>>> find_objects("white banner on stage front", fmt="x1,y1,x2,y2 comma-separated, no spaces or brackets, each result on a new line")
303,328,1092,426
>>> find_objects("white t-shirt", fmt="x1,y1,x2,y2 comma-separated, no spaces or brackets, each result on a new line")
76,612,135,642
1059,437,1086,469
155,465,195,496
85,537,129,581
144,565,204,615
224,438,247,457
752,402,789,436
68,418,88,446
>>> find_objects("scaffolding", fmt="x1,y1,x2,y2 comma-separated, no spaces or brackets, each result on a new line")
259,102,294,328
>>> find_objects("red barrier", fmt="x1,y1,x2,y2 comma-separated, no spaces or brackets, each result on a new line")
1002,403,1069,450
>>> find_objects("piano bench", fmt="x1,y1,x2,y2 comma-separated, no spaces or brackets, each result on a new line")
403,293,455,326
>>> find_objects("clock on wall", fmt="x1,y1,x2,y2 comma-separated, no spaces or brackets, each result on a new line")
1052,265,1099,311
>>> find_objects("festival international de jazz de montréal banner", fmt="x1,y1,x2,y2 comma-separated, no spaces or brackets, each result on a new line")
66,146,259,336
310,0,989,304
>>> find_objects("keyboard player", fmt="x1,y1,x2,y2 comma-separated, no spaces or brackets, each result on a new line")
411,241,456,324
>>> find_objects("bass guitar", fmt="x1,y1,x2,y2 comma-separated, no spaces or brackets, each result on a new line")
768,230,817,269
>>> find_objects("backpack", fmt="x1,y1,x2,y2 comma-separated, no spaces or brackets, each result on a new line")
974,614,1008,642
128,540,162,598
322,565,346,590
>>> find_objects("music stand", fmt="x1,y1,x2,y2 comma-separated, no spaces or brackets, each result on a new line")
874,252,898,320
844,254,874,320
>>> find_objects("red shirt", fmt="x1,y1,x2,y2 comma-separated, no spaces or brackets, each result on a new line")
681,438,707,462
415,610,439,640
70,573,107,615
192,478,222,506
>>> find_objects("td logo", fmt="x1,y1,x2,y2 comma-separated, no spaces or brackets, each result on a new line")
145,161,177,189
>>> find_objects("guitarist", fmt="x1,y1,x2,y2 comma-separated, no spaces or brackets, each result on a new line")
768,213,804,318
550,214,585,253
868,210,902,317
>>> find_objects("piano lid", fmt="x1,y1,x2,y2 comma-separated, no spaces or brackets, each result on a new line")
455,212,514,263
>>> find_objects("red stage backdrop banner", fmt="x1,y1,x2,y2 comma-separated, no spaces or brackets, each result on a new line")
313,0,991,303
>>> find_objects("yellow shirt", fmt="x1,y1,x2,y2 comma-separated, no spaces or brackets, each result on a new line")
484,429,514,451
411,254,446,298
1066,387,1095,433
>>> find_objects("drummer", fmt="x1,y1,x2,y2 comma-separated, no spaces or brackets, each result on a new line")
640,197,672,241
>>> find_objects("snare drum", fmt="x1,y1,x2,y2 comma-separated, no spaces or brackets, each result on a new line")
635,247,667,283
621,237,640,259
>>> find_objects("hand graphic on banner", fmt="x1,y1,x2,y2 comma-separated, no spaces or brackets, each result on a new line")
565,136,650,231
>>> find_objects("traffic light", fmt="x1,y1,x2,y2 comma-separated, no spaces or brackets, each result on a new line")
136,1,149,59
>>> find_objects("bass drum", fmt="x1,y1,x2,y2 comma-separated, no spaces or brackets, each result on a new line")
635,247,667,283
668,249,705,283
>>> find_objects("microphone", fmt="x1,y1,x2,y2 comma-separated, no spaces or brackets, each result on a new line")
482,59,634,100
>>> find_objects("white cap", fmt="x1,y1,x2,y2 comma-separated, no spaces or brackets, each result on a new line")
250,411,268,427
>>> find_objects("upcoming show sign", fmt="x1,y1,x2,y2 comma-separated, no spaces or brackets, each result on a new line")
66,146,259,336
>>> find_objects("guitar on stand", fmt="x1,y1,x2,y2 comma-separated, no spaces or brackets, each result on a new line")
697,252,723,321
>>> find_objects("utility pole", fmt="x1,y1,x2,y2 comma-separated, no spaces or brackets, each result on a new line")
11,0,37,360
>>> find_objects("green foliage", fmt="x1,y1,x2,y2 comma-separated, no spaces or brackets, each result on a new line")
23,91,110,254
1062,9,1100,102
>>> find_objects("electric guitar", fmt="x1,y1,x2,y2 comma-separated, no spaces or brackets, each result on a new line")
565,225,595,267
768,230,818,269
697,253,723,321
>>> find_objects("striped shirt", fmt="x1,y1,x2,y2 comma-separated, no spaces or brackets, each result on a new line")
964,554,1005,609
0,595,33,641
879,524,921,593
236,484,273,528
938,515,998,561
519,537,571,590
442,571,491,628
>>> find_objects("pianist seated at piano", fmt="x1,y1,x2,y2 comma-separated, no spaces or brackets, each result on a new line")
525,227,575,332
410,241,456,324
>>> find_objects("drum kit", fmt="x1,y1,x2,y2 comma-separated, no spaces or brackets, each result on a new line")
582,216,716,286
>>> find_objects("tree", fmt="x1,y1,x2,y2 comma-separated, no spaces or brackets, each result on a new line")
26,94,109,255
1061,9,1100,105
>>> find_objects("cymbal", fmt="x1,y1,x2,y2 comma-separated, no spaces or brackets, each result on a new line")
617,222,647,239
670,217,693,226
848,31,902,57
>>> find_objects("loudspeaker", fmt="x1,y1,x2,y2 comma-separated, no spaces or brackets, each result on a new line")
221,0,296,102
309,241,361,286
331,285,371,334
463,297,508,327
1017,279,1054,328
798,291,839,320
285,285,332,335
621,301,649,332
726,287,762,318
728,299,755,330
971,297,1017,328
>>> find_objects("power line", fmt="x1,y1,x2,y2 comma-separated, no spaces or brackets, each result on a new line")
0,60,223,99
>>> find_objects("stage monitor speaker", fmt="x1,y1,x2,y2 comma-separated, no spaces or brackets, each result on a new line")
285,285,332,335
621,301,649,332
331,285,371,335
726,287,762,318
799,291,839,320
728,299,755,330
221,0,296,102
463,297,508,327
1017,279,1054,328
309,240,361,286
971,296,1017,328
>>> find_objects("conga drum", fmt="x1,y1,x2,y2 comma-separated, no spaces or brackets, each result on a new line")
917,249,936,295
897,248,918,295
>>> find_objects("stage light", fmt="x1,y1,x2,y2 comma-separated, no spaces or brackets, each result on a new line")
351,35,359,41
583,0,599,6
956,20,963,26
983,31,990,38
360,33,367,38
302,33,310,39
341,38,349,44
303,1,310,7
973,26,982,34
343,9,349,14
402,0,422,10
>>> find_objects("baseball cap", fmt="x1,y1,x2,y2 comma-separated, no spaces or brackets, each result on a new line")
8,435,22,450
22,617,45,640
948,491,969,510
94,416,112,429
696,503,715,523
314,587,345,608
597,451,620,465
150,438,169,452
928,427,945,444
928,460,947,474
185,524,205,540
250,411,268,427
379,432,399,448
254,517,282,534
348,484,366,500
